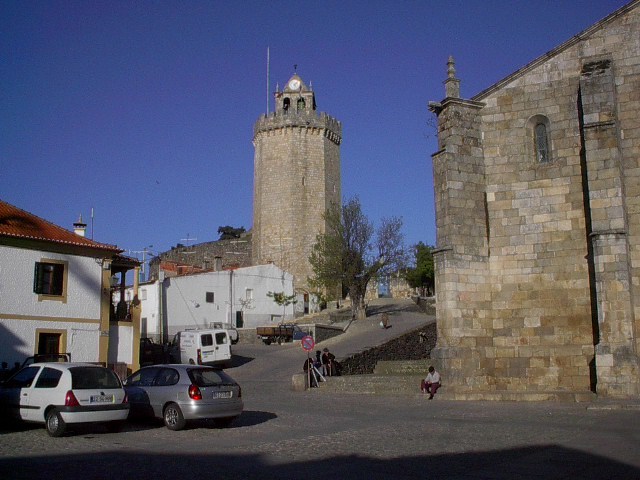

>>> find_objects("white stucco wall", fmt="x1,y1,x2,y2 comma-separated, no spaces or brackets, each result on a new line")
0,245,102,319
134,264,295,339
137,282,160,339
108,324,133,365
0,245,104,366
236,264,295,328
0,318,100,367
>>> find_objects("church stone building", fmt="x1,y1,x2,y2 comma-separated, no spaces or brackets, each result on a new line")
252,74,342,291
429,1,639,400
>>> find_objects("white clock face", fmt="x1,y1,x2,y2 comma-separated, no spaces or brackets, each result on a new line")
288,79,301,90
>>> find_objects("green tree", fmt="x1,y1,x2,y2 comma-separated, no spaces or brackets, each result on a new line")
217,226,246,240
267,291,297,321
309,197,407,320
404,242,435,296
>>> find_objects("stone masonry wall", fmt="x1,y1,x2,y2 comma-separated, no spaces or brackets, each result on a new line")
253,107,341,291
149,235,252,280
430,2,640,398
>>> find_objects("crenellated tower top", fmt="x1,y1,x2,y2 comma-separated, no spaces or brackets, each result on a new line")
254,74,342,144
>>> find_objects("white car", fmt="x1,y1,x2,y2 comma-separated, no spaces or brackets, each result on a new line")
0,362,129,437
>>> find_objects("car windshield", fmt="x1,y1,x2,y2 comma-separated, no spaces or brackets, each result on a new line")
188,368,234,387
70,367,122,389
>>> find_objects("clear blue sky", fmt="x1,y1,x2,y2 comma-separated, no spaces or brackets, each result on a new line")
1,0,629,262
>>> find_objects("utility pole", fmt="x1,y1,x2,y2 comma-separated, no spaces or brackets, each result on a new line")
130,245,154,282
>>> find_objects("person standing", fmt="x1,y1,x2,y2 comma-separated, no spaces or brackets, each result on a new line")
321,347,336,376
421,366,441,399
303,356,318,387
314,350,323,372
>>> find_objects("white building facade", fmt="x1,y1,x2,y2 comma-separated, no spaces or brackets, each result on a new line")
0,246,104,367
136,263,295,342
0,200,141,373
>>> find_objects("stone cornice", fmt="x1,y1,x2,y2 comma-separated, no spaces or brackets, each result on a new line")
428,97,485,115
589,229,627,237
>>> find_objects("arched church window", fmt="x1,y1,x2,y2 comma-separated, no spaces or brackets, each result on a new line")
527,115,552,164
534,123,550,163
297,97,305,112
283,97,290,112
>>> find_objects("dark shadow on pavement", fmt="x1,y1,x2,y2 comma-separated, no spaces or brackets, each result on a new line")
0,444,637,479
229,354,255,368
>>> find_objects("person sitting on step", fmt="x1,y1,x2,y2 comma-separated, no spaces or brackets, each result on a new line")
420,366,441,399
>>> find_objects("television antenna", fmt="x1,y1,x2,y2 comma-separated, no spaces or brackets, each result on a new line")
180,234,197,254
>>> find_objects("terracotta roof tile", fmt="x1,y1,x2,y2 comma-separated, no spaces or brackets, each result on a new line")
0,199,121,253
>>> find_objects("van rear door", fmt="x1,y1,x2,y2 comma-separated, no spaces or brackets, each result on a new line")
199,331,231,365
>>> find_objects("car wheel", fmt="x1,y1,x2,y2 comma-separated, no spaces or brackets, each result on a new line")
164,403,186,431
213,416,236,428
45,409,66,437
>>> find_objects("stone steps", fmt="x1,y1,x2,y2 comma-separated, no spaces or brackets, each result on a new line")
374,359,432,375
316,373,424,395
315,374,596,401
313,359,597,402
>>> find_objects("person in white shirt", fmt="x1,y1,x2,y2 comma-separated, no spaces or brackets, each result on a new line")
421,366,441,399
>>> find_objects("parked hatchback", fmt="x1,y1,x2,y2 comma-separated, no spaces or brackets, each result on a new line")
0,363,129,437
124,364,243,430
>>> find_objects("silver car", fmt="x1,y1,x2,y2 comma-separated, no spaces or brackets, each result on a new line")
123,364,243,430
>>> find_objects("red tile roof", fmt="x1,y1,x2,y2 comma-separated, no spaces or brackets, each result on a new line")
0,199,121,253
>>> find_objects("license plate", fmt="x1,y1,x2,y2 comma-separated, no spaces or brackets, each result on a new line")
212,391,232,399
90,395,115,403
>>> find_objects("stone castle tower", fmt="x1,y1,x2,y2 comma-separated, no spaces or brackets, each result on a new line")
252,74,342,291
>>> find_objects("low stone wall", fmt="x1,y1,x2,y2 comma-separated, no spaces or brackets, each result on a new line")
412,296,436,315
314,324,344,343
238,323,344,345
340,322,437,375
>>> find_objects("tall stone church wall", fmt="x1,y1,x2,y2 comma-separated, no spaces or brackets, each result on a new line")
430,1,640,399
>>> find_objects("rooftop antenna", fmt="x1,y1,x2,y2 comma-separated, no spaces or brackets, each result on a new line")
90,207,94,240
266,46,270,114
130,245,154,281
180,234,197,254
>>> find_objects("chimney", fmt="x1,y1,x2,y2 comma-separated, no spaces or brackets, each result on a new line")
73,214,87,237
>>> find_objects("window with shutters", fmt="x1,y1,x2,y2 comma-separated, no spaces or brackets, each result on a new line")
34,260,68,302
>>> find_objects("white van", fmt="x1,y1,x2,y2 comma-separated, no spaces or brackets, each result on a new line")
168,329,232,367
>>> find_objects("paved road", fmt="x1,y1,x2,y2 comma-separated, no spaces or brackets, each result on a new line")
231,297,435,389
1,299,639,479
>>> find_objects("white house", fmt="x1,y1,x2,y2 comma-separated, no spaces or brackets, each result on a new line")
0,200,141,373
134,263,295,342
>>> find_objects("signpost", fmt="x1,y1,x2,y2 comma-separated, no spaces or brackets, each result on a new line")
301,335,324,388
301,335,315,352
